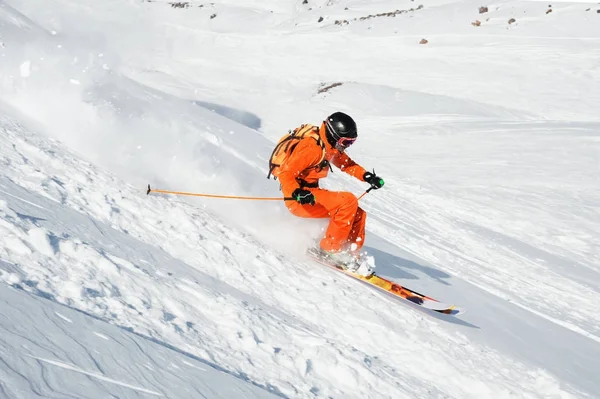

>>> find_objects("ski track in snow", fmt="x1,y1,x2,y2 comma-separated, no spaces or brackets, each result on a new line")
1,0,600,398
361,119,600,342
0,282,278,399
27,355,165,396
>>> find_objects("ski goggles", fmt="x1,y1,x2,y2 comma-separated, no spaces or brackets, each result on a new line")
336,136,356,149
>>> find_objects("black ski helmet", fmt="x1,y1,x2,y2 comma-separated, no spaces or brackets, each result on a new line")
324,112,357,149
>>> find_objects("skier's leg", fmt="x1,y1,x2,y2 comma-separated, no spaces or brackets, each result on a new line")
347,206,366,252
285,191,330,219
286,188,359,252
313,190,359,252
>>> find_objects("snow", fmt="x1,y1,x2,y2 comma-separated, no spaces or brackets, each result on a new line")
19,60,30,77
0,282,277,398
1,0,599,398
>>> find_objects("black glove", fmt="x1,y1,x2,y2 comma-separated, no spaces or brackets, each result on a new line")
291,188,315,205
363,171,385,189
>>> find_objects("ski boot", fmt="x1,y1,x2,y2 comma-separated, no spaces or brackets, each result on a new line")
310,247,375,277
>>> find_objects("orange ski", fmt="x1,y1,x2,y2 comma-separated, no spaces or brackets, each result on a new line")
308,251,464,315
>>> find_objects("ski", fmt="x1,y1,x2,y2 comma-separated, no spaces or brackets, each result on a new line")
307,250,465,316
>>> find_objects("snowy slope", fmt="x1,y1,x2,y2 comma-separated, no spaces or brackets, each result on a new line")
2,0,600,398
0,282,278,399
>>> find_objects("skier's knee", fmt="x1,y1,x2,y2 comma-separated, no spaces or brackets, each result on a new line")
340,192,358,210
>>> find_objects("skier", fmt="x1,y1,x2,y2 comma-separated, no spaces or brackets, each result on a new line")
268,112,384,275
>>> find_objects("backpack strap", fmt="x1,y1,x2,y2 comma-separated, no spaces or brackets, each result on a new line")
310,135,327,171
300,125,327,169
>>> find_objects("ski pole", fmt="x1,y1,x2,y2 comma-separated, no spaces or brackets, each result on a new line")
357,186,374,201
146,185,294,201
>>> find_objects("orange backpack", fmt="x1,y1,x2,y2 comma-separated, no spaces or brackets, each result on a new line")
267,124,327,180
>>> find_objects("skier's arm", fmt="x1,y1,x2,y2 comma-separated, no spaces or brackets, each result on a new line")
331,152,367,181
278,140,324,198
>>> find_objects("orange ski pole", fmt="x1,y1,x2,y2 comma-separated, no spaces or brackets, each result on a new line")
357,187,374,201
146,185,294,201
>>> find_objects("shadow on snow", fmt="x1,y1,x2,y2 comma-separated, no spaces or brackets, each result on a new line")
364,245,452,285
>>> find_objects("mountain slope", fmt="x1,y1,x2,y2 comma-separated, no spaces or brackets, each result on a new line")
1,0,600,398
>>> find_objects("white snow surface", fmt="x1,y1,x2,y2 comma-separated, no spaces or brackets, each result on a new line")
1,0,599,398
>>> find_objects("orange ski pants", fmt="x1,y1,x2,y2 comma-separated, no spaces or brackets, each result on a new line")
286,188,366,252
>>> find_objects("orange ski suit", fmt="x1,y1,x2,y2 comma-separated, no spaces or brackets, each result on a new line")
278,123,368,253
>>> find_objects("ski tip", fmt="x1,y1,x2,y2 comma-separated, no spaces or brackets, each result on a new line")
452,307,467,316
425,302,467,316
436,307,466,316
146,184,152,195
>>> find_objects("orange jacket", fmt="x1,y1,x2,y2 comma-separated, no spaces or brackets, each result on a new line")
278,123,367,198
